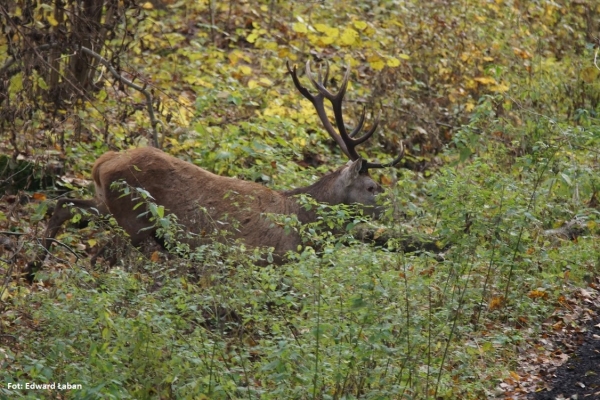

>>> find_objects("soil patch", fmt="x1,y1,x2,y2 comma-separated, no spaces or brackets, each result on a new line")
530,311,600,399
498,282,600,398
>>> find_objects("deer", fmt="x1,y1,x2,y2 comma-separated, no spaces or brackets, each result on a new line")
30,61,404,273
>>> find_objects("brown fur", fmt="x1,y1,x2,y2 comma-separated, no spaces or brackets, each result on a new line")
40,147,383,265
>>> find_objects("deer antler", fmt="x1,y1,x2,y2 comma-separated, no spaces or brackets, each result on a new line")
287,60,404,171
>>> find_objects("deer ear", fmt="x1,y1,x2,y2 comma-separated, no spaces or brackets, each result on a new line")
341,158,363,186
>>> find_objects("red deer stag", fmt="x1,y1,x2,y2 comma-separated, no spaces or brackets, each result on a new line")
34,61,403,270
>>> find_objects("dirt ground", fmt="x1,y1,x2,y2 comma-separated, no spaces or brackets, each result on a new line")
530,311,600,399
497,281,600,399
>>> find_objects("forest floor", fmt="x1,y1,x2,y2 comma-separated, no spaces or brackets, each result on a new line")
500,282,600,399
531,315,600,399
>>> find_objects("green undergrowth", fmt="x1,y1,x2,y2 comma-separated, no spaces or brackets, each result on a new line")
3,114,599,398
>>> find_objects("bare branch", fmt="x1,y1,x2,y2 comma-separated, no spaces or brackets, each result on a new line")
80,46,164,148
0,237,24,301
36,237,81,262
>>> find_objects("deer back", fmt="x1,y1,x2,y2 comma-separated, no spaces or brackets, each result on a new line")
93,147,303,256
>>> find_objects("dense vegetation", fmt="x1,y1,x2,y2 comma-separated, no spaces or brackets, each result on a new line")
1,0,599,398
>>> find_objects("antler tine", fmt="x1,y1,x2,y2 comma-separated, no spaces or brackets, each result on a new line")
286,61,353,159
305,61,361,159
286,61,315,102
305,61,349,102
348,108,383,144
319,61,330,89
362,141,405,170
289,60,404,170
349,106,367,138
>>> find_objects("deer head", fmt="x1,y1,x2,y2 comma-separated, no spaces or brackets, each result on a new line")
286,61,404,216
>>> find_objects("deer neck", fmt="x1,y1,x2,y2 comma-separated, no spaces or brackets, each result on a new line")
281,170,345,224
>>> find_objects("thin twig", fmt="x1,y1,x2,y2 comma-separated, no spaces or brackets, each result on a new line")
0,238,24,302
0,44,53,76
80,46,164,148
0,38,164,147
0,231,27,236
35,237,80,262
0,334,18,346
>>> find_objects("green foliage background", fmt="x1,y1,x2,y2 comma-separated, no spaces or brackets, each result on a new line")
1,0,599,399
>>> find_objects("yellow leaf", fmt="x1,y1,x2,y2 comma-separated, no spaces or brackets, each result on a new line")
1,286,10,301
465,78,477,89
587,220,597,230
46,14,59,27
353,20,367,30
292,22,308,34
386,57,401,68
465,102,475,112
264,102,288,117
178,93,193,106
228,51,241,65
293,137,306,147
325,27,339,38
367,54,381,63
340,28,358,46
308,33,321,46
248,79,259,89
314,23,329,33
473,76,497,85
278,47,290,58
439,67,451,76
238,65,252,76
88,239,97,247
178,108,192,126
490,83,509,92
398,53,410,60
321,35,335,45
344,55,359,67
263,41,277,51
183,76,214,88
142,1,153,9
314,24,339,39
370,59,385,71
259,77,273,87
487,3,500,12
246,32,258,43
37,76,48,90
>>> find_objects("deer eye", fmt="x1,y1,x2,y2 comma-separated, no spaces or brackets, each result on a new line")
367,185,376,193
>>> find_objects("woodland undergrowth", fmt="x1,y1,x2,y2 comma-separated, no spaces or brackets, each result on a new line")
1,0,599,398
